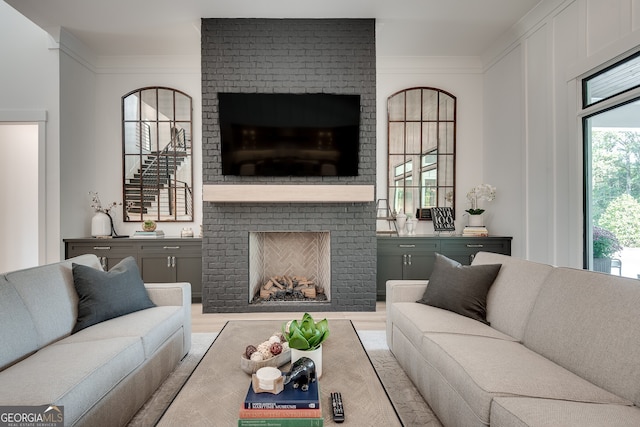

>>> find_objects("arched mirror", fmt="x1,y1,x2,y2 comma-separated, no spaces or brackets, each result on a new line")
387,87,456,220
122,87,193,222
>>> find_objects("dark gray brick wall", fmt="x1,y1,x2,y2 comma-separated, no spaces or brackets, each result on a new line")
201,19,376,312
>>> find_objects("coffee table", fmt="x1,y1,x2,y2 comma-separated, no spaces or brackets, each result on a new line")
157,320,403,426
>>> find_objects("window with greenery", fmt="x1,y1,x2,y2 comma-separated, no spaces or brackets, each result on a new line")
387,87,456,219
583,53,640,278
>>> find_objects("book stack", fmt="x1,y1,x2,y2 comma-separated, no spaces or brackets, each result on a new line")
132,230,165,238
462,226,489,237
238,376,323,427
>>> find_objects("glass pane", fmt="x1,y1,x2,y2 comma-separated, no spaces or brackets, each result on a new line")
439,93,455,120
421,185,437,208
159,122,172,151
583,52,640,107
438,155,454,186
389,123,405,154
403,186,419,215
157,89,174,121
438,123,455,154
389,155,407,186
438,187,455,207
423,122,437,152
422,89,438,121
145,122,159,152
584,98,640,277
141,89,157,121
124,122,140,154
388,92,405,121
175,93,191,121
174,123,191,150
406,122,421,153
405,89,422,121
123,93,140,121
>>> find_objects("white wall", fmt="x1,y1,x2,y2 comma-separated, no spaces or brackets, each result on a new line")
376,56,485,235
0,1,59,264
483,0,640,265
0,124,39,272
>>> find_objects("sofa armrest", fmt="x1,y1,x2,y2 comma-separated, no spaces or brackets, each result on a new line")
145,282,192,357
386,280,429,304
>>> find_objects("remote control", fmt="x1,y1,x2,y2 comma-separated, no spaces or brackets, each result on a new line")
331,392,345,423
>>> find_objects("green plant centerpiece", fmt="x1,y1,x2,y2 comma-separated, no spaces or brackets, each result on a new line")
282,313,329,351
282,313,329,378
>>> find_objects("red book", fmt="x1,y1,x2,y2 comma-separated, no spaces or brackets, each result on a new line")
239,406,322,419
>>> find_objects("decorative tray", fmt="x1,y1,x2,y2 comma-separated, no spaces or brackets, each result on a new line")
240,348,291,374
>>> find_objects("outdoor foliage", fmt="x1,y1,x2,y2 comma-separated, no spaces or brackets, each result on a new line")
592,226,623,258
598,194,640,247
592,130,640,248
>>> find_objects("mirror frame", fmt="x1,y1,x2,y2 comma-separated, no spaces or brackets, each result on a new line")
122,86,193,222
387,87,456,220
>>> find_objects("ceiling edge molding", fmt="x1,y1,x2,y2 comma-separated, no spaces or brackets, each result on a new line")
481,0,572,72
57,27,98,73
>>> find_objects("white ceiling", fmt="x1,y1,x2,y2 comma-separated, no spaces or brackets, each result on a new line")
6,0,541,57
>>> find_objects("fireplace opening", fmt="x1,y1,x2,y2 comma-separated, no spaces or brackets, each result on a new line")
249,231,331,304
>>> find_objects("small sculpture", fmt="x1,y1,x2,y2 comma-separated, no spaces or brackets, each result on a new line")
283,357,316,391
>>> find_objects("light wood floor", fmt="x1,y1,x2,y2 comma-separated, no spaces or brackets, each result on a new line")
191,301,387,333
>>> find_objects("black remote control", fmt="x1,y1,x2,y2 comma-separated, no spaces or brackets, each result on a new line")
331,392,345,423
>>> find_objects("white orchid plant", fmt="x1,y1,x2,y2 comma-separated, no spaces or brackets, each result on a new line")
465,184,496,215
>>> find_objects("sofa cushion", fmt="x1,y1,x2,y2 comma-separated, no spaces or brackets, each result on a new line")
3,256,100,347
0,336,144,425
523,267,640,406
389,302,517,345
0,276,39,370
63,305,183,358
473,252,553,340
491,397,640,427
72,257,155,333
420,333,631,425
417,253,501,324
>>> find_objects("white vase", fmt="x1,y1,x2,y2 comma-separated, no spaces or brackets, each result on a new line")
468,214,483,227
395,213,407,235
290,345,323,379
91,212,111,237
406,218,417,235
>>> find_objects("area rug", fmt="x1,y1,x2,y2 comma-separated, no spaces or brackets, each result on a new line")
128,331,442,426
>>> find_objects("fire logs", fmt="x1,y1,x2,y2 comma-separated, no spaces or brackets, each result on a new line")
257,275,323,301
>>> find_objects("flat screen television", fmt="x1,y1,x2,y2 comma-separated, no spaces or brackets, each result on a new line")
218,93,360,176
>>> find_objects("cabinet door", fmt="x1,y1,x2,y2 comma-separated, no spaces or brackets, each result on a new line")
402,252,436,281
140,255,176,283
175,254,202,302
376,253,405,300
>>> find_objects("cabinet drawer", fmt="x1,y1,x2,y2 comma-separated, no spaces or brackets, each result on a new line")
440,239,509,254
138,241,201,255
377,238,440,254
66,242,137,257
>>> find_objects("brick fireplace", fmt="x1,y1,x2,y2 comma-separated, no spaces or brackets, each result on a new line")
201,18,376,313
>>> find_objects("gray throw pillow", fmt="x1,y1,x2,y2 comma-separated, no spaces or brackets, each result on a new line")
72,256,155,333
417,253,501,324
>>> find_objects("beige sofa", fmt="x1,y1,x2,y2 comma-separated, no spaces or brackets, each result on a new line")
386,251,640,426
0,254,191,426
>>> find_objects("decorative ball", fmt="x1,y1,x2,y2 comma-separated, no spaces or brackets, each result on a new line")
245,345,257,359
270,342,283,355
269,335,281,344
250,352,264,362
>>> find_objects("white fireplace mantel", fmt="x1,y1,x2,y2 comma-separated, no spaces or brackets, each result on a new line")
202,184,375,203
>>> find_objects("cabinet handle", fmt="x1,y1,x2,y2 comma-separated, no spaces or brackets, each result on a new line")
163,246,181,250
399,244,416,248
167,256,172,268
407,254,412,265
93,246,111,250
403,254,407,265
171,256,176,268
100,256,107,270
466,244,484,248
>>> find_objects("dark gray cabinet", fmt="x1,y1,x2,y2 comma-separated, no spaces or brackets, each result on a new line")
64,238,202,302
376,236,512,300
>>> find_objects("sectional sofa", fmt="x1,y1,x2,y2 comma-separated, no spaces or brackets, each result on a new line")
386,251,640,426
0,254,191,426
